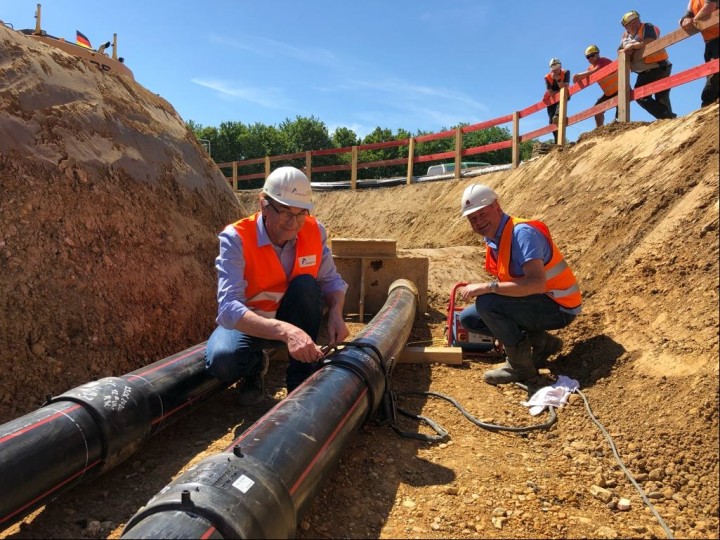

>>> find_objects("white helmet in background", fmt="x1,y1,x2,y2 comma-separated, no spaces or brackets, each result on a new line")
461,184,497,217
262,166,313,210
549,58,562,70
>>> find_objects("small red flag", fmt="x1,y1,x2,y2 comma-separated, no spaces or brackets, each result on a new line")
76,30,92,49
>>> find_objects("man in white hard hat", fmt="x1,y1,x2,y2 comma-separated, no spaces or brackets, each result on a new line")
457,184,582,385
543,58,571,143
205,166,349,402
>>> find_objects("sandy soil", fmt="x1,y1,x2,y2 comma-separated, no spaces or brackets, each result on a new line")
1,22,719,540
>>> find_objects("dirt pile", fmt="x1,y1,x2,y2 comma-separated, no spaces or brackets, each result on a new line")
0,24,242,423
1,19,719,540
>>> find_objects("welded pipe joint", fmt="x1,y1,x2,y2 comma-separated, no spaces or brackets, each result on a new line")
122,452,296,539
49,376,156,472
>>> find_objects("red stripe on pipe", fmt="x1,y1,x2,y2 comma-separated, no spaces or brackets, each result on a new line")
150,384,222,426
0,459,102,525
289,387,369,495
200,526,217,539
127,344,206,381
0,404,82,445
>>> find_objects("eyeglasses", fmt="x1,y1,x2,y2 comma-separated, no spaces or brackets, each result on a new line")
265,198,310,222
586,53,598,59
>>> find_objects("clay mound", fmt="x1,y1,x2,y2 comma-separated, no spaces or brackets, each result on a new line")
0,25,244,422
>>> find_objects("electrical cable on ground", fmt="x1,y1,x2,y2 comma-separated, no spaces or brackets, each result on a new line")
577,389,674,539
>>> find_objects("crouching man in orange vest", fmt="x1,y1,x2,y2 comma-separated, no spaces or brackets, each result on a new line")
457,184,582,385
205,166,349,402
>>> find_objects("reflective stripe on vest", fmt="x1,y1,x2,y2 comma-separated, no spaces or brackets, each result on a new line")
691,0,720,41
639,23,669,64
484,217,582,310
234,213,322,318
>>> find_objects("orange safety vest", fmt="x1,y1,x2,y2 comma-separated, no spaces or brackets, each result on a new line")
638,23,669,64
545,69,569,90
485,217,582,310
233,213,322,318
690,0,720,41
591,58,619,96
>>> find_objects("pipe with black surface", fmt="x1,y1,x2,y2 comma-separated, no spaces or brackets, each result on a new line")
121,279,418,539
0,342,227,527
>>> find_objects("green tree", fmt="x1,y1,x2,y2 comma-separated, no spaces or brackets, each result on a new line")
331,126,359,149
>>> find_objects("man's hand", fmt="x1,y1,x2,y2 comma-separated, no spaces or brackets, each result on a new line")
326,310,350,346
680,16,695,30
286,326,324,363
458,283,485,301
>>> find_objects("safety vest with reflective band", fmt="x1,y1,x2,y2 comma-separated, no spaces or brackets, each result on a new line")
233,213,322,318
690,0,720,41
589,57,619,96
545,69,569,90
485,217,582,310
637,23,669,64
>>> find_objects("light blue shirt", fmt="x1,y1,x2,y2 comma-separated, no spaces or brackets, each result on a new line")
485,213,581,315
215,215,348,329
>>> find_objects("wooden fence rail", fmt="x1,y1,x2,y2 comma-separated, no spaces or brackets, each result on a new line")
216,12,718,190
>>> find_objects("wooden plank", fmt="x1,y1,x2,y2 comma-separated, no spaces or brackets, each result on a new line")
397,346,463,364
359,257,366,323
331,238,397,257
334,256,428,316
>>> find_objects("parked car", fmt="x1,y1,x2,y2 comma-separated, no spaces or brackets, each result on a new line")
426,162,490,176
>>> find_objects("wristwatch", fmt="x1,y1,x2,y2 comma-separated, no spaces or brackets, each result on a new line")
489,280,499,293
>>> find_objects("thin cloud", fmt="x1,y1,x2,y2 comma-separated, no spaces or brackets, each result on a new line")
209,34,338,67
191,78,290,109
350,78,489,111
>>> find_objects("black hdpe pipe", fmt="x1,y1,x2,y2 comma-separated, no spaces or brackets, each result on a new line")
0,342,228,527
121,279,419,540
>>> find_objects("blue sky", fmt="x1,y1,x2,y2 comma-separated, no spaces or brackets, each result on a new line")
3,0,712,143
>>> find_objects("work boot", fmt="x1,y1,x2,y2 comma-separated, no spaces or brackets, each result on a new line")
527,330,563,367
483,337,536,385
237,350,270,406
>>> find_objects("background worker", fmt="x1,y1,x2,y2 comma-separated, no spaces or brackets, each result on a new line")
680,0,719,107
543,58,571,143
457,184,582,385
205,166,349,402
572,45,619,127
619,10,676,119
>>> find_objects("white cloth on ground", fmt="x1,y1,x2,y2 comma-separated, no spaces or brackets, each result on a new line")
520,375,580,416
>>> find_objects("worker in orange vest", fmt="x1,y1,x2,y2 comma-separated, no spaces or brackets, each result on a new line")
205,167,349,402
572,45,619,127
680,0,719,107
543,58,571,143
619,10,676,120
457,184,582,385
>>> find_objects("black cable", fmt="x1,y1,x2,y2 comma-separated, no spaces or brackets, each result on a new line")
394,389,557,434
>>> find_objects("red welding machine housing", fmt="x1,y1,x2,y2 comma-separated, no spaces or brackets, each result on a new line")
447,282,501,353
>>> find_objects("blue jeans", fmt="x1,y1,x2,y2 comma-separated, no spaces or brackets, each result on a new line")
459,293,576,347
205,274,324,392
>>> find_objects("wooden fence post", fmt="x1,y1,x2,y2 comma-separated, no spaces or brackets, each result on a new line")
558,87,568,145
511,111,520,169
406,137,415,185
454,126,462,181
618,51,631,122
351,146,358,190
305,151,312,182
232,161,238,191
264,156,271,178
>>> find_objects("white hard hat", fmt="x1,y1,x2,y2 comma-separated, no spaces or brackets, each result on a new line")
549,57,562,70
461,184,497,217
262,166,313,210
